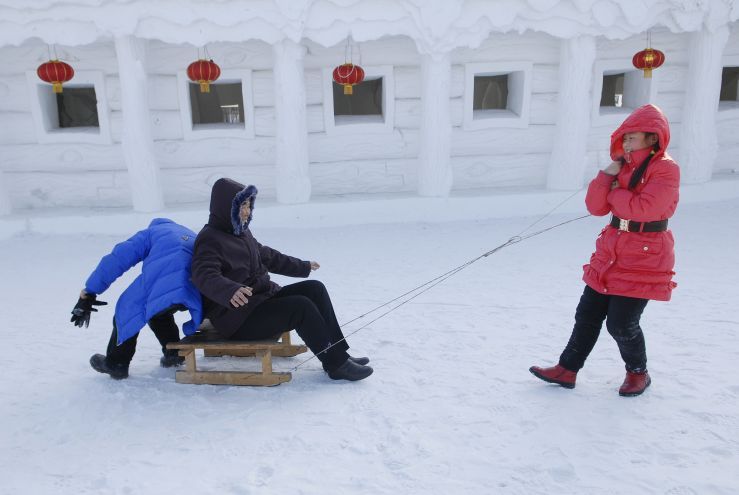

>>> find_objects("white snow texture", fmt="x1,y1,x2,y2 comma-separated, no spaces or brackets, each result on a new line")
1,190,738,494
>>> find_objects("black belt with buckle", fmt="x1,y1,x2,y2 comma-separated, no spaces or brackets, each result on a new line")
610,215,668,233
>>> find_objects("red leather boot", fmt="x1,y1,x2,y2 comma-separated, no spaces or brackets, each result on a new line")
529,364,577,389
619,370,651,397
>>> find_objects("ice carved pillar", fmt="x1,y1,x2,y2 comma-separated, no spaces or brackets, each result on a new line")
547,36,596,190
273,40,311,203
679,26,729,184
113,35,164,212
0,172,10,215
418,52,453,197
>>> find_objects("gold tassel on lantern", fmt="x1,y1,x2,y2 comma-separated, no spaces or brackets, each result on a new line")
643,50,654,78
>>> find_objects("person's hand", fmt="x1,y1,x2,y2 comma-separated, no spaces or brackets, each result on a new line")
310,261,320,271
70,293,108,328
603,160,622,176
230,286,253,308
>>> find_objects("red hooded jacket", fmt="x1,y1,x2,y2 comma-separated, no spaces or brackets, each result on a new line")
582,104,679,301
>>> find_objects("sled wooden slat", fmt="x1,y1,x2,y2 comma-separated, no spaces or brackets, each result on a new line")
202,332,307,358
166,330,307,387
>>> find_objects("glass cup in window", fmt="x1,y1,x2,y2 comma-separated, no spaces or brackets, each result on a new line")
221,105,241,124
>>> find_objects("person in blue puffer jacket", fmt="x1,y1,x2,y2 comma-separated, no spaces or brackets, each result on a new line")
70,218,203,379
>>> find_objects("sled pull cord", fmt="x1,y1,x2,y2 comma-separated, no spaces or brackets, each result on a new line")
292,190,590,371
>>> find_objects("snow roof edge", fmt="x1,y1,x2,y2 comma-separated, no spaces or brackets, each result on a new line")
0,0,736,50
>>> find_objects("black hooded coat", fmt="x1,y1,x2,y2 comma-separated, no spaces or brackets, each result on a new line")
191,178,311,337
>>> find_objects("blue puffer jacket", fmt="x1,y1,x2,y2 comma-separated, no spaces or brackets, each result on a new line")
84,218,203,345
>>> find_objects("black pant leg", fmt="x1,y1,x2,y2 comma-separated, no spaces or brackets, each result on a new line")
605,295,649,371
275,280,349,352
147,308,182,357
559,285,610,371
105,317,137,366
232,293,349,370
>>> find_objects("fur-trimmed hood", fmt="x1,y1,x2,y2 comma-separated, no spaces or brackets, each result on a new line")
207,178,258,236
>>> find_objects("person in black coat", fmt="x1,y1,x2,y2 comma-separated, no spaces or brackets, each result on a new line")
191,178,372,381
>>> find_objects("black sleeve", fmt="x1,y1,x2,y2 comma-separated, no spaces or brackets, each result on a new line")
258,242,311,278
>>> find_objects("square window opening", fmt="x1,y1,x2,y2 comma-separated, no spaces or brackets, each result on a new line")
333,77,383,124
26,69,112,143
720,67,739,102
462,64,531,129
473,74,509,111
189,82,245,126
596,69,651,118
57,86,99,128
600,73,625,108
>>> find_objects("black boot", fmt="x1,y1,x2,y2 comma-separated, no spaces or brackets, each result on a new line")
160,350,185,368
323,354,370,371
90,354,129,380
327,359,373,381
349,355,370,365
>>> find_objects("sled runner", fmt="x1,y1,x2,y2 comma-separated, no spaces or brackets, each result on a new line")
167,325,307,386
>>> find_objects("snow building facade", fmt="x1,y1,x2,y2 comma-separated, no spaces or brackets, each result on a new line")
0,0,738,214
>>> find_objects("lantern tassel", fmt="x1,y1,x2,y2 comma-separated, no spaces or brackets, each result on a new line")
643,68,652,79
199,81,210,93
343,84,353,95
52,82,63,93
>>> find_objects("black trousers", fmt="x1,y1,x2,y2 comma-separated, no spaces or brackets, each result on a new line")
106,307,182,366
232,280,350,370
559,285,649,373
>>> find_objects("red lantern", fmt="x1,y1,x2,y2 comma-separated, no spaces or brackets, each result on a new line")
187,59,221,93
332,63,365,95
632,48,665,79
37,60,74,93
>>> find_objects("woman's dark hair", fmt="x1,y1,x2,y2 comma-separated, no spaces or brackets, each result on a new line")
645,132,660,151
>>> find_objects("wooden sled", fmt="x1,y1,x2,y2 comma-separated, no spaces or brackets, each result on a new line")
166,327,308,387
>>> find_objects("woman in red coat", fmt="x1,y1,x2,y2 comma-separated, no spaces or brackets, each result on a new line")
530,104,679,397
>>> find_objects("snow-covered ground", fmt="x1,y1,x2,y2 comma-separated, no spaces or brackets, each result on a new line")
1,192,738,495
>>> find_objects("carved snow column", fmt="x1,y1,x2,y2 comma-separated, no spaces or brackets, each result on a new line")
272,40,311,203
679,26,729,183
547,36,596,190
0,173,10,215
114,35,164,211
418,52,453,196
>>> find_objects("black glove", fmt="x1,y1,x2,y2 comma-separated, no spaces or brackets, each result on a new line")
70,295,108,328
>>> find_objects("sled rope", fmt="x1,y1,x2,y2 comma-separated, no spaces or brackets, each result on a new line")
292,189,590,371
